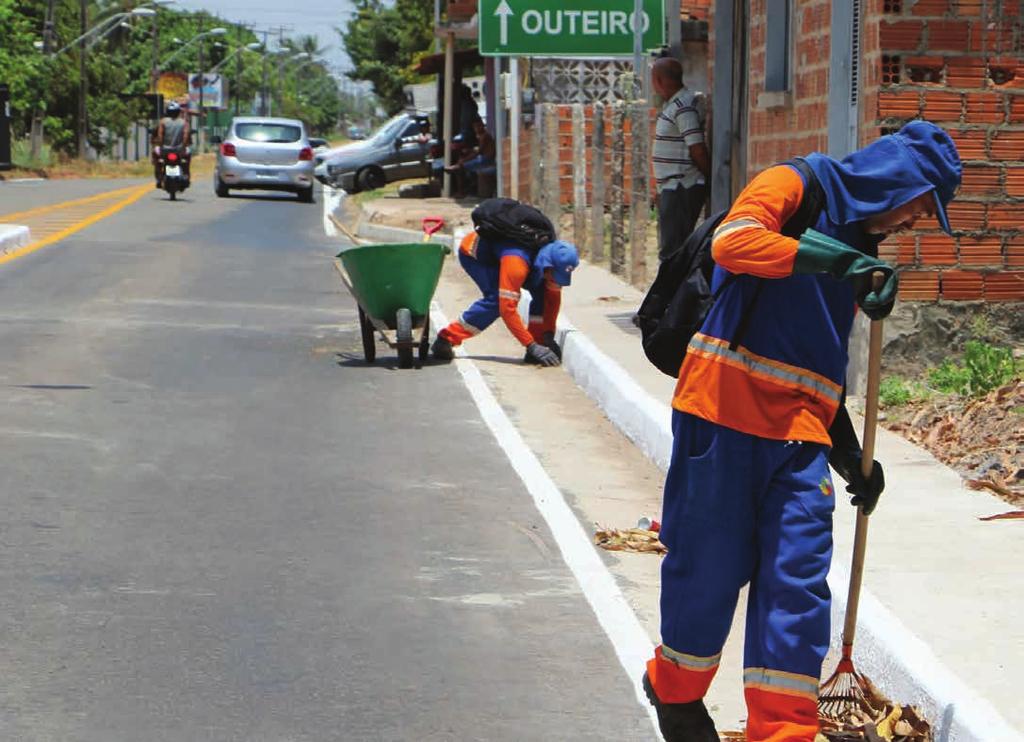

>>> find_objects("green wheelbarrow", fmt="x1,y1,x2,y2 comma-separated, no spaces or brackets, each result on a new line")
335,218,450,369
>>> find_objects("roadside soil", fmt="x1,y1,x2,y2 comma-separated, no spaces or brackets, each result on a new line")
883,380,1024,508
0,153,216,181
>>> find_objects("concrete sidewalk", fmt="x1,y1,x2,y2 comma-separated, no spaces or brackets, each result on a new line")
352,194,1023,740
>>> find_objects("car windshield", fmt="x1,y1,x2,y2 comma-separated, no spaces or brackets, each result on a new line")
236,123,302,144
371,116,410,144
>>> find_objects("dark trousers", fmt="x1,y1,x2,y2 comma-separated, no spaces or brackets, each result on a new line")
658,183,707,261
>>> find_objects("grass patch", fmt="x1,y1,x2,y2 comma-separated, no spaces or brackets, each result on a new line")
927,340,1020,397
880,376,931,408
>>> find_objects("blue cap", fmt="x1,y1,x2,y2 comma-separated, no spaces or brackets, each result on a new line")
537,240,580,286
892,121,962,235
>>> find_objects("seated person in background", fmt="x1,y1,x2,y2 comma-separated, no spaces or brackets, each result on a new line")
445,119,496,198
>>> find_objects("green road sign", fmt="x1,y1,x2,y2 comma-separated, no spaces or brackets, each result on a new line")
479,0,666,57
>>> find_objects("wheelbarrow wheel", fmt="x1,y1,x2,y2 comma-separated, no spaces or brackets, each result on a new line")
396,308,414,369
358,306,376,363
418,315,431,367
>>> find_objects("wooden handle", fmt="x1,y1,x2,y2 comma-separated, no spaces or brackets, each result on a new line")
841,274,886,647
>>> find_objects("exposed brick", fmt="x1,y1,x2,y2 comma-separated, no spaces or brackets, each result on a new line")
958,235,1004,266
879,90,922,118
1010,96,1024,123
984,272,1024,301
954,0,984,14
928,21,972,52
988,58,1023,89
919,233,958,264
879,235,917,265
1006,166,1024,197
899,270,940,301
911,0,950,14
923,90,963,121
990,130,1024,161
964,92,1006,124
949,129,988,160
940,269,985,299
1008,235,1024,266
880,21,925,51
945,56,987,88
969,22,1016,53
960,164,1002,194
947,200,987,230
987,203,1023,229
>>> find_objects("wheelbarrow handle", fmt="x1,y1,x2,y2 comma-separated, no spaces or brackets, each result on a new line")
421,217,446,239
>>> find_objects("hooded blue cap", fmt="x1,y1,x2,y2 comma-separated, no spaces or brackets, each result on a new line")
533,240,580,286
804,120,962,235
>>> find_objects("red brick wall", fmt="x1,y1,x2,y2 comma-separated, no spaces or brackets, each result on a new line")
875,0,1024,301
682,0,712,20
745,0,832,177
499,104,659,208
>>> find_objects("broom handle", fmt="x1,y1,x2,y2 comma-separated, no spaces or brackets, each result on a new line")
841,280,885,648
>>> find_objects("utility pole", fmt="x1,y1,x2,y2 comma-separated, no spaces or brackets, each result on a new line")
152,8,161,119
234,24,242,116
78,0,87,159
198,18,205,152
260,32,269,115
29,0,57,160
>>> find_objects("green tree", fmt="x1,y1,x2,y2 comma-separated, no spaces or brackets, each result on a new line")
339,0,434,114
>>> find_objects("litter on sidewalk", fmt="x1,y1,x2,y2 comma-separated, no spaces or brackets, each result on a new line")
593,526,666,554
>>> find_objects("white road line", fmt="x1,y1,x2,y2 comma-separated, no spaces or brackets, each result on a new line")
431,305,662,739
322,184,345,238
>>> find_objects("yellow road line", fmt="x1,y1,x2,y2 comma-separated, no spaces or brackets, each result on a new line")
0,184,150,267
0,184,143,223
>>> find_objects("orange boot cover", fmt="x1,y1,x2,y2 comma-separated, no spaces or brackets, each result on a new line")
744,669,820,742
645,644,720,704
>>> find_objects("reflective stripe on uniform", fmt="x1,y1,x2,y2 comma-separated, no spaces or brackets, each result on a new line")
743,667,819,701
499,289,520,301
687,333,843,405
458,316,483,335
712,217,766,243
661,644,722,671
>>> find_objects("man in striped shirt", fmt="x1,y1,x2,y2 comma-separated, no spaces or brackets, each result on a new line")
651,58,709,261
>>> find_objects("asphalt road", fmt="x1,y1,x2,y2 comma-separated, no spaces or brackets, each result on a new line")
0,181,653,741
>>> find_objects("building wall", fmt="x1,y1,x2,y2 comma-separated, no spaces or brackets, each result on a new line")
875,0,1024,301
745,0,833,176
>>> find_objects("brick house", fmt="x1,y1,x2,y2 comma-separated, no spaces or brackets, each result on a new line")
709,0,1024,302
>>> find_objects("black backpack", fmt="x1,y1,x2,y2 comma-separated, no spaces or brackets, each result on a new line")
636,158,825,377
471,198,557,253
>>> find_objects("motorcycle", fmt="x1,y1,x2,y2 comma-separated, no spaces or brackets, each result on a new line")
159,146,190,200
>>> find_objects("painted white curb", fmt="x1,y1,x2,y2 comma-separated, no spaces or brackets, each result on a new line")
0,224,31,254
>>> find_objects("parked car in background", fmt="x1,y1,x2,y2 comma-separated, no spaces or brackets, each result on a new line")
309,137,329,153
347,125,366,140
213,117,316,202
316,113,432,193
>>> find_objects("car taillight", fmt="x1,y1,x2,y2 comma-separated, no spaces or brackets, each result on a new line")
220,142,237,157
166,151,178,162
298,146,313,161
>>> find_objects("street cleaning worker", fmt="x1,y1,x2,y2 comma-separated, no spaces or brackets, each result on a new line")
430,232,579,365
643,121,961,741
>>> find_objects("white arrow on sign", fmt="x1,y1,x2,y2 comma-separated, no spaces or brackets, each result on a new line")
495,0,514,46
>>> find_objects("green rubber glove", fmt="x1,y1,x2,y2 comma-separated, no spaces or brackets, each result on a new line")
795,229,899,320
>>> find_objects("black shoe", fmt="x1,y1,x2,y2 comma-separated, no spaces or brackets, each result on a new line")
431,336,455,362
643,672,719,742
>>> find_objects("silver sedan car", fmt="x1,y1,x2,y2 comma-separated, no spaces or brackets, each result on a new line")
213,117,316,202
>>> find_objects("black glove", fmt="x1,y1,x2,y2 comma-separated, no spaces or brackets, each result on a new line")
828,403,885,515
525,342,560,367
542,331,562,360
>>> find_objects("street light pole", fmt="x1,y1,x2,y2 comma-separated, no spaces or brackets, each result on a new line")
198,26,204,152
235,25,241,116
78,0,88,159
260,33,269,116
152,10,160,118
29,0,57,161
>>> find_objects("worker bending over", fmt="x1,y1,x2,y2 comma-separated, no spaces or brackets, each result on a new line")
431,232,579,366
643,121,961,742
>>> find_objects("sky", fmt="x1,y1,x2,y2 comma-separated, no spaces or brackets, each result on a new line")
175,0,361,83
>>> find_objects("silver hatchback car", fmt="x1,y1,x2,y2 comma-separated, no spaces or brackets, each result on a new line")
213,117,316,202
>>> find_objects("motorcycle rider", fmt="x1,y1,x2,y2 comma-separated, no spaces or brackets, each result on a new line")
152,101,191,188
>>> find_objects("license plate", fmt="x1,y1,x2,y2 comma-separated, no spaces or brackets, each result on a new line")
257,170,279,178
165,165,181,177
